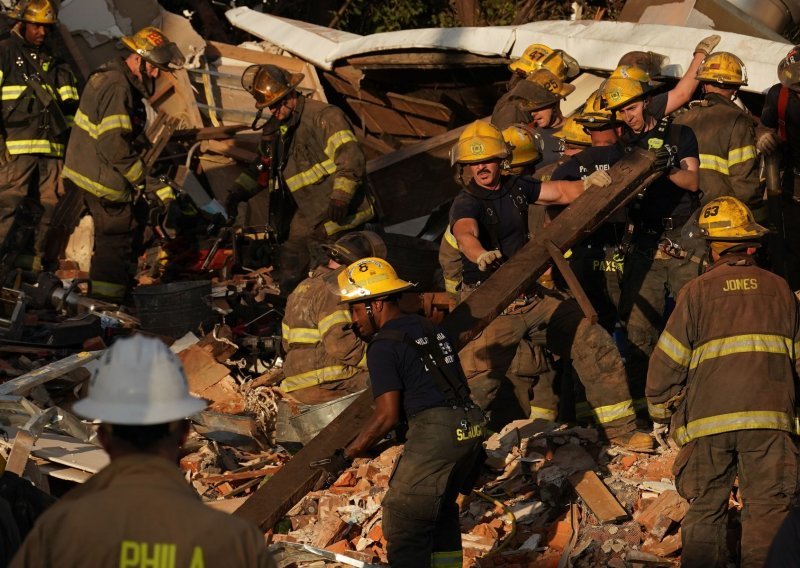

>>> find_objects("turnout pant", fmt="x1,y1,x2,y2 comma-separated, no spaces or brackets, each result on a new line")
675,430,798,568
83,190,134,301
459,292,635,438
617,246,701,408
382,406,485,568
0,154,61,263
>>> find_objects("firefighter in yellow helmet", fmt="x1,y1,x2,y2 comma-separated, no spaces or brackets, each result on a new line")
58,27,184,301
508,43,580,87
673,52,760,210
10,335,277,567
647,197,798,568
447,120,652,449
227,64,374,293
601,35,721,408
0,0,79,275
310,256,485,568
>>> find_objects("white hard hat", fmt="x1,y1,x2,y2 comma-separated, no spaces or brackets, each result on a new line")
73,335,207,425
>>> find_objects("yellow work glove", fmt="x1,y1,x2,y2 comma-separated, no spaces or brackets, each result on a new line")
477,249,503,272
756,131,780,156
694,34,721,56
583,169,612,190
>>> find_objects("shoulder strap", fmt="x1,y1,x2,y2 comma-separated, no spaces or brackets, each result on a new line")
778,85,790,142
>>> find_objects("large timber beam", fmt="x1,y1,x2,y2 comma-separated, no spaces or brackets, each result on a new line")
234,147,660,530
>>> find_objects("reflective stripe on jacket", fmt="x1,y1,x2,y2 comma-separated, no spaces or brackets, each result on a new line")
0,32,79,158
673,93,760,207
280,266,367,391
646,254,800,446
62,57,145,202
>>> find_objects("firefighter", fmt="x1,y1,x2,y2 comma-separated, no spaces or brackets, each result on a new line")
506,43,579,90
758,45,800,290
228,64,373,293
647,197,799,568
280,231,386,404
60,27,184,301
449,120,652,449
0,0,78,271
673,52,760,209
599,44,717,405
11,335,276,567
317,257,485,568
492,69,575,167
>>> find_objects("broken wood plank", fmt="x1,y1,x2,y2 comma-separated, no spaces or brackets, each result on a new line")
635,489,688,539
235,149,661,530
349,99,447,137
198,467,281,484
179,345,229,394
568,470,628,523
0,351,103,396
5,430,35,475
545,240,598,324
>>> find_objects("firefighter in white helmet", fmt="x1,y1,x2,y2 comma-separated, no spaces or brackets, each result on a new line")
11,335,276,568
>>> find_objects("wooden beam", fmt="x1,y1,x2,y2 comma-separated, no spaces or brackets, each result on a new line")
568,470,628,523
234,148,661,530
0,351,103,396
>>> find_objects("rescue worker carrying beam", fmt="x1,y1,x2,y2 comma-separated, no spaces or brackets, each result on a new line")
10,335,277,567
758,45,800,290
228,64,374,293
317,257,485,568
601,34,720,407
449,120,652,450
646,197,799,568
0,0,78,272
61,27,184,301
492,69,575,167
673,52,761,209
280,231,386,404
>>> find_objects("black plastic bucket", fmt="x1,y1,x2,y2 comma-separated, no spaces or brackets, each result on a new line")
133,281,214,339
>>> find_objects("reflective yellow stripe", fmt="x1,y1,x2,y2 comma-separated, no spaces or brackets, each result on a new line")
530,405,557,420
74,110,132,139
58,85,79,101
699,153,730,175
91,280,127,299
728,145,756,166
124,160,144,184
324,129,358,160
579,399,635,424
444,277,460,295
235,172,259,193
6,140,64,155
332,176,358,196
318,309,352,336
285,160,335,193
673,410,795,446
655,331,691,368
444,226,458,249
648,400,671,421
324,202,375,236
431,550,463,568
62,165,130,201
281,365,357,391
281,321,322,345
1,85,26,100
689,333,793,369
156,185,175,202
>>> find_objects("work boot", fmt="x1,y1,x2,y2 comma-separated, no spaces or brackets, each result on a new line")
609,430,656,453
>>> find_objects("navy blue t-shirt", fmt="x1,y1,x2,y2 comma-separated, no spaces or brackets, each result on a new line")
449,175,542,284
367,314,465,418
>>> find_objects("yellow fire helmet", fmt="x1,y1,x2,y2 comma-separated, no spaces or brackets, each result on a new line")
600,66,662,111
698,196,768,241
509,43,580,81
121,27,185,71
527,68,576,100
778,46,800,92
553,115,591,147
8,0,57,24
502,124,542,168
241,64,304,109
697,52,748,86
575,88,617,129
450,120,509,166
337,257,415,303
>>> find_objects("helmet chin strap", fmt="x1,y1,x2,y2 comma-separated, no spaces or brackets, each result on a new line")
139,58,155,97
364,301,379,336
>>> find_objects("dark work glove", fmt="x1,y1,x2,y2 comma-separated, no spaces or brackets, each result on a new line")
652,144,676,173
328,199,349,224
161,199,184,239
225,189,247,220
311,448,351,486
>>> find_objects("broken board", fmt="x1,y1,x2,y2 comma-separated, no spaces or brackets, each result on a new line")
235,148,661,530
0,350,103,396
568,470,628,523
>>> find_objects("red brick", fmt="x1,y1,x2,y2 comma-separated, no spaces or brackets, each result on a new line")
326,539,350,554
367,523,383,542
620,455,637,469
